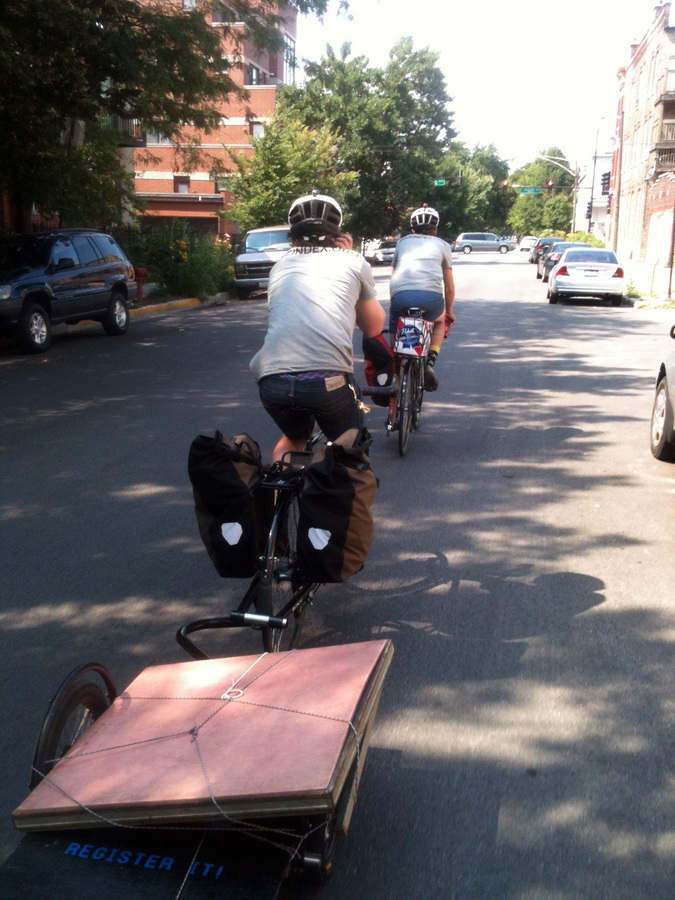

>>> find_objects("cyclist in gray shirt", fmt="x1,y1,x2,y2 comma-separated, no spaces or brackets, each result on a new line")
389,205,455,391
251,191,385,462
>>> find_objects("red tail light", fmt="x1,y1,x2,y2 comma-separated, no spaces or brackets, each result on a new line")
613,267,624,278
556,265,568,276
550,253,561,262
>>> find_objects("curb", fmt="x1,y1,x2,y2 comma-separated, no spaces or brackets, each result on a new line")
129,297,203,318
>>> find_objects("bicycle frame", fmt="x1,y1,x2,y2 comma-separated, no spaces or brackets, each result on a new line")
386,309,432,456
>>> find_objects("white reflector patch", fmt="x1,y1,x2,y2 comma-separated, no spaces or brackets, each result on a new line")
221,522,243,546
308,527,331,550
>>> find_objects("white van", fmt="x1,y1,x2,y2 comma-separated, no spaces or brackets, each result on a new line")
233,225,291,299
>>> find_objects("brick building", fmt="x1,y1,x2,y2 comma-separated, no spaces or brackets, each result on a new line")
132,0,297,242
608,2,675,265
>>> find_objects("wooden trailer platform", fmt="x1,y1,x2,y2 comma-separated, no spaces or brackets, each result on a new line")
2,640,393,898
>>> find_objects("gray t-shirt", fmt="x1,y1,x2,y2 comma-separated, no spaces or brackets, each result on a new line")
250,246,377,381
390,234,453,296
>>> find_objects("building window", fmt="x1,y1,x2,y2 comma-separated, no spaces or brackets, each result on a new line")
174,176,190,194
284,34,296,85
600,172,610,196
250,122,265,140
146,131,172,146
666,61,675,93
183,0,196,9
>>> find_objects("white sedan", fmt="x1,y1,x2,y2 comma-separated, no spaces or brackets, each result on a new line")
547,247,625,306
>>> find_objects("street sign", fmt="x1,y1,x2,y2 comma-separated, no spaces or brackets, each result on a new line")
520,187,542,194
434,179,446,186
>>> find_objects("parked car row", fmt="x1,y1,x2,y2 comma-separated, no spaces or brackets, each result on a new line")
532,238,626,306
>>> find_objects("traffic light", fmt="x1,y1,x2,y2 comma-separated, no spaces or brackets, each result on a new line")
586,201,592,219
547,180,554,192
601,171,610,195
502,180,509,190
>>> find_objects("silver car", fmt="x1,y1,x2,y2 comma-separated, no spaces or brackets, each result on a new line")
453,232,514,254
650,325,675,461
547,247,625,305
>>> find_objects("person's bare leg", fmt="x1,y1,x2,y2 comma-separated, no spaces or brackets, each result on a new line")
273,434,306,463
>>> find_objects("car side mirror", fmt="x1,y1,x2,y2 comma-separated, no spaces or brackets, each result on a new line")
670,324,675,339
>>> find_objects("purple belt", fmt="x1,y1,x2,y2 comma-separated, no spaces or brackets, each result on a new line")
278,370,345,382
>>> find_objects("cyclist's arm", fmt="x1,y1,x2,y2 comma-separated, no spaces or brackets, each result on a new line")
356,296,386,338
443,266,456,326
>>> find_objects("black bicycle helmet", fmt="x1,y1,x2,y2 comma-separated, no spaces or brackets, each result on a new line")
288,190,343,240
410,204,440,231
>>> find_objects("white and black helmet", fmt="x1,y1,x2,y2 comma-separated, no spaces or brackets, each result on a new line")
288,190,343,239
410,204,440,230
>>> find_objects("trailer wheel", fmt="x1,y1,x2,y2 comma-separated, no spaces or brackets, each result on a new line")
30,664,116,789
302,810,338,882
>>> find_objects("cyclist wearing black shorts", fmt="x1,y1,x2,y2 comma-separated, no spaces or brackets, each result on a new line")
251,191,386,461
389,205,456,391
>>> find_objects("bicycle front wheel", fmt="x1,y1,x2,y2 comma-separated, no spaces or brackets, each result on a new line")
398,360,416,456
255,493,312,653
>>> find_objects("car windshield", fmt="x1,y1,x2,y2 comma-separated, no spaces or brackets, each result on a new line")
0,236,52,269
564,250,617,264
244,230,291,252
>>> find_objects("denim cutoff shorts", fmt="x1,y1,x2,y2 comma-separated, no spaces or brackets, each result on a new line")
389,290,445,335
258,371,363,442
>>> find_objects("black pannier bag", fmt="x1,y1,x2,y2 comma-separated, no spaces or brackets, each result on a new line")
187,432,271,578
362,332,396,406
296,429,377,583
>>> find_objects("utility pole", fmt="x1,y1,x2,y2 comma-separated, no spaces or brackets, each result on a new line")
588,127,600,234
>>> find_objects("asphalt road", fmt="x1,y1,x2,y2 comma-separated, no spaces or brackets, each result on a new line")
1,252,674,898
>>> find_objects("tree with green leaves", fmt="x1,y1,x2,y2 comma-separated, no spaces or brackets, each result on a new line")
0,0,346,230
507,147,575,235
223,114,357,231
274,39,456,239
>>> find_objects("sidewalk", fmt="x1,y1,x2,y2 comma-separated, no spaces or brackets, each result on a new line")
623,260,675,308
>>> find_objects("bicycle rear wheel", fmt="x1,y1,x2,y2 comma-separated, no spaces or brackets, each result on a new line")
398,360,415,456
255,493,314,652
412,360,424,431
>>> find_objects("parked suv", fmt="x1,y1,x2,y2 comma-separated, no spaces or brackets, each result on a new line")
0,229,135,353
234,225,291,299
453,232,514,254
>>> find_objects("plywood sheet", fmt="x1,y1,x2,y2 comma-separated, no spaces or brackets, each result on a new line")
14,640,393,831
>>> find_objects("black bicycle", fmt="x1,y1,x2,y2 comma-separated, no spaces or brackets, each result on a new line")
178,434,326,659
363,308,431,457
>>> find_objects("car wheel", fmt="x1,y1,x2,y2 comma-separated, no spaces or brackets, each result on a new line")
236,288,251,300
462,246,472,254
650,376,675,461
610,295,623,307
18,302,52,353
536,268,542,280
102,293,129,335
542,273,549,283
548,290,558,304
499,245,508,254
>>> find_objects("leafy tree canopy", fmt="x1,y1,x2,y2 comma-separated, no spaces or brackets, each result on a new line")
0,0,345,229
272,38,456,239
223,114,357,232
507,147,576,236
